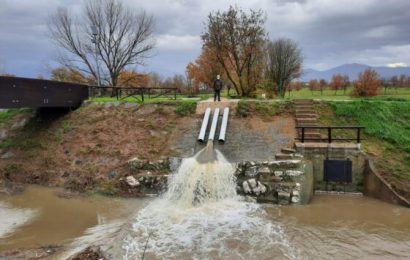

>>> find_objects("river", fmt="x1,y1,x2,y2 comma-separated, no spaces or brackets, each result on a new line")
0,148,409,259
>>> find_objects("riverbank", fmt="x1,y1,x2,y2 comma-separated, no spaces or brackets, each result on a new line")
0,100,294,197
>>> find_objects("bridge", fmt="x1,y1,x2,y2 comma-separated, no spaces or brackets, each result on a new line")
0,76,89,108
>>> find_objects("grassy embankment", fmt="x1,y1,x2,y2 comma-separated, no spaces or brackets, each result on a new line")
0,102,198,195
316,100,410,199
286,87,410,100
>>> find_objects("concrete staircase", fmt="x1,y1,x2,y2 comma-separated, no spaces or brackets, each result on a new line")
294,99,322,142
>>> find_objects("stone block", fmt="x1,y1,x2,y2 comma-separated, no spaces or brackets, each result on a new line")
126,176,140,187
274,171,283,177
128,157,148,170
281,148,296,154
245,167,258,177
258,166,271,175
285,170,303,177
278,191,291,205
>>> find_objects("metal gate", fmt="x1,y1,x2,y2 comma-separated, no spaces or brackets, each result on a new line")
324,159,352,191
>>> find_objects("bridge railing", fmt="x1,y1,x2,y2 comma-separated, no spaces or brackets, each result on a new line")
296,126,365,143
90,86,178,102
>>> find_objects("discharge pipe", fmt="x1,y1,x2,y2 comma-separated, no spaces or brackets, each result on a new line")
208,108,220,142
198,107,211,143
218,107,229,144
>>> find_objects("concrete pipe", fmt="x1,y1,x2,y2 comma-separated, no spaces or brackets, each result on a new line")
208,108,220,141
218,107,229,144
198,107,211,143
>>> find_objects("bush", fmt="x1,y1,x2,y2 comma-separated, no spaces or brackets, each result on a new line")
236,101,290,118
175,101,197,116
352,69,380,97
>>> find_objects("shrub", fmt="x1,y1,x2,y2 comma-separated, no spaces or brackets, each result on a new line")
175,101,197,116
352,69,380,97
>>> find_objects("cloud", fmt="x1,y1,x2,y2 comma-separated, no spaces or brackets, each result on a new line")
156,34,201,51
1,0,410,77
387,62,407,68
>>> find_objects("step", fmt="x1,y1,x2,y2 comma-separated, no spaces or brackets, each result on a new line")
297,118,318,124
281,148,296,154
296,109,315,114
296,114,318,119
294,105,313,110
275,153,293,160
293,99,313,104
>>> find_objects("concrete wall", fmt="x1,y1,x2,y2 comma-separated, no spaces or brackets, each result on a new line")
364,160,410,208
295,143,365,192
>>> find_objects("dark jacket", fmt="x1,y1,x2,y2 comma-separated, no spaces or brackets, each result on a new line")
213,79,223,91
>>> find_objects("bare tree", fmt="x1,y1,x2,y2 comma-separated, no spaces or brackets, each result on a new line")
266,38,303,98
48,0,155,89
202,6,266,97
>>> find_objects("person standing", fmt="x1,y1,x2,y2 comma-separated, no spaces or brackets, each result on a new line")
213,74,223,102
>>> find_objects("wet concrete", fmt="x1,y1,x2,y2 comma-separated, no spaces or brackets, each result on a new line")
171,115,296,163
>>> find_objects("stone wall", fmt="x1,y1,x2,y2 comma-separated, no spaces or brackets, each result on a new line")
234,158,313,205
122,155,314,206
295,143,365,192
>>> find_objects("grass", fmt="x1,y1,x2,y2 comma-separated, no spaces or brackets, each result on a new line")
175,101,197,116
316,100,410,199
236,100,292,118
0,108,31,123
329,100,410,153
285,87,410,100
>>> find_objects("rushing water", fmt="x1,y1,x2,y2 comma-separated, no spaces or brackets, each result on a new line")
122,146,410,260
122,146,299,259
1,147,409,259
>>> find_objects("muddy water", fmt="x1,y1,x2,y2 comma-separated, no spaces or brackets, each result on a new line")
0,185,145,253
1,185,410,259
267,195,410,259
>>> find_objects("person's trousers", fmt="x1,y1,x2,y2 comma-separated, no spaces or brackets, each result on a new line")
214,90,221,101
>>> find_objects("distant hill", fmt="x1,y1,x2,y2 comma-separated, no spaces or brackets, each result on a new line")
300,63,410,82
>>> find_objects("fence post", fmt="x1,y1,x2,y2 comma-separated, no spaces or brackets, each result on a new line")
328,127,332,143
301,127,305,143
141,89,144,102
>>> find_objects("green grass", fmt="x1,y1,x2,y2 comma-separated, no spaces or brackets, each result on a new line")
0,108,31,123
175,101,197,116
285,87,410,100
317,100,410,197
236,100,291,118
329,100,410,153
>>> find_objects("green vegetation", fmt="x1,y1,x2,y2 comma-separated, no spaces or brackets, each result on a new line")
62,121,72,133
317,100,410,199
236,100,292,118
0,108,31,123
174,101,197,116
285,87,410,100
329,101,410,153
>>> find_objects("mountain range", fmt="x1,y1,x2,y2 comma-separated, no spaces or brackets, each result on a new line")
300,63,410,82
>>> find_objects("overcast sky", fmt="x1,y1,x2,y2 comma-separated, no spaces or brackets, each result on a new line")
1,0,410,78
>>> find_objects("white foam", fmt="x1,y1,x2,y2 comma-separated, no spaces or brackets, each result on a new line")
122,148,299,259
0,202,37,238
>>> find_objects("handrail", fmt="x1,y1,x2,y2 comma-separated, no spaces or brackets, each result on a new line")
295,125,365,143
89,86,178,102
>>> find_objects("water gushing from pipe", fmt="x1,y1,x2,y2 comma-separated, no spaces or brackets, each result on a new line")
122,147,297,259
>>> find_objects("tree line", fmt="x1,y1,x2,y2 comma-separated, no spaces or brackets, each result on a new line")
289,70,410,97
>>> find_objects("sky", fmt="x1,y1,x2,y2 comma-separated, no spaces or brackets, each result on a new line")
1,0,410,78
